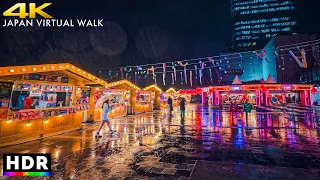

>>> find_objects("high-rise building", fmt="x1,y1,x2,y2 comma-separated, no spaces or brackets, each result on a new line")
231,0,298,50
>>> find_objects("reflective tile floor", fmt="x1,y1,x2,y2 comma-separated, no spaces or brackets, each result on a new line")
1,104,320,179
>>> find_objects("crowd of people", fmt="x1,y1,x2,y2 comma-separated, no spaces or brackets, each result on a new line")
95,95,254,138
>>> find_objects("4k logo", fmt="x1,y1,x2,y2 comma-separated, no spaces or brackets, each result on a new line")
3,3,52,18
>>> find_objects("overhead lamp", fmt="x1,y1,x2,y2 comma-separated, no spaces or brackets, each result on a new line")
9,69,14,72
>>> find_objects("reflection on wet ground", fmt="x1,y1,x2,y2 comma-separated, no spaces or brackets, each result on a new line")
1,104,320,179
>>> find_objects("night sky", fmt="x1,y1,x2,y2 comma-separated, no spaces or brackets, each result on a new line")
0,0,232,73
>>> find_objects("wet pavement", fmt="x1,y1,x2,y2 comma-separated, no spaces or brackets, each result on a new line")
1,104,320,179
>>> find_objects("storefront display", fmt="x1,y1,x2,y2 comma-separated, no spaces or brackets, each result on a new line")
269,92,300,105
221,93,256,105
0,82,14,119
135,91,152,113
9,81,74,121
94,89,127,119
76,87,91,111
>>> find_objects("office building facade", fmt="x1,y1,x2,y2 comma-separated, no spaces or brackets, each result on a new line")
231,0,298,49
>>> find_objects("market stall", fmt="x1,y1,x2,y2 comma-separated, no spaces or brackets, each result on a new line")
104,80,142,115
93,88,127,119
135,90,152,114
0,63,107,146
143,85,162,110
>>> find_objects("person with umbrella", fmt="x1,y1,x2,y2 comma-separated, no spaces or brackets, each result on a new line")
95,99,116,137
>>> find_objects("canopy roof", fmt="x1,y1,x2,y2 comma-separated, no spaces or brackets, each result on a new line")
106,80,140,90
143,84,162,92
266,74,276,83
0,63,106,86
232,75,243,85
166,88,177,94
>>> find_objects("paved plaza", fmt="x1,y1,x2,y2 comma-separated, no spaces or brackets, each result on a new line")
1,104,320,179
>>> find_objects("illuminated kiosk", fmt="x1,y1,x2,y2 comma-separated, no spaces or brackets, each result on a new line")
143,85,162,110
135,90,153,114
0,63,107,146
96,80,141,116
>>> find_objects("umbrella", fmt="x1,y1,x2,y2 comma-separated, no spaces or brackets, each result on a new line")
95,94,115,109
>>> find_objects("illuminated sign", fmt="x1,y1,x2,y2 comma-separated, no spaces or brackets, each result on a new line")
283,85,292,90
231,86,240,91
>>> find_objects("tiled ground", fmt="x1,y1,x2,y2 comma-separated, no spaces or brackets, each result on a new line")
0,104,320,179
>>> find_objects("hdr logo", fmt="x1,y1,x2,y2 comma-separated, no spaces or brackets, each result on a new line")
2,154,52,176
3,3,52,18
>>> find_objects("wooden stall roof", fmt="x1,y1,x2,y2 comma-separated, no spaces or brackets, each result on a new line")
106,80,140,91
143,84,162,92
206,84,314,91
166,88,177,94
0,63,107,86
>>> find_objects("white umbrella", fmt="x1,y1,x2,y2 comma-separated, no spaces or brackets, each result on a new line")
95,94,115,109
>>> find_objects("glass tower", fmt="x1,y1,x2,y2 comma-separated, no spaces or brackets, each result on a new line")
231,0,298,49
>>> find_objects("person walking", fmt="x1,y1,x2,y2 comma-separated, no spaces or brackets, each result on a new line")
243,99,253,122
179,98,186,118
168,96,173,114
95,99,116,137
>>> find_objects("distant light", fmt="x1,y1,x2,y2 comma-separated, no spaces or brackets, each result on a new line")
32,68,37,71
9,69,14,72
21,68,26,72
